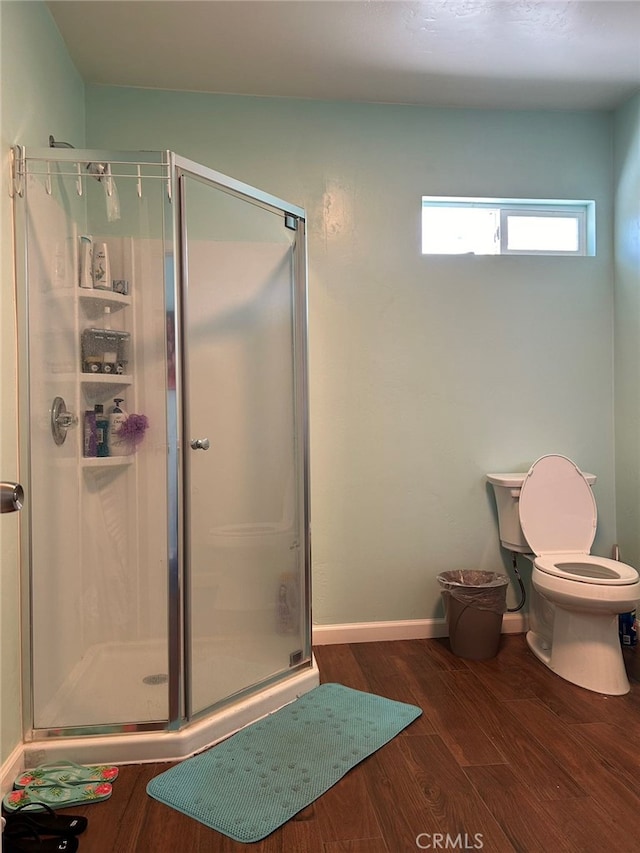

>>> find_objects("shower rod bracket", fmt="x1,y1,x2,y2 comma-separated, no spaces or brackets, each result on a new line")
9,146,25,198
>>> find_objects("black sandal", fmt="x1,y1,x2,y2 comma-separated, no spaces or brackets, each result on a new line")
4,802,87,837
2,820,78,852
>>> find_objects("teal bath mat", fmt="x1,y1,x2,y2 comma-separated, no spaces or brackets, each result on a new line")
147,682,421,842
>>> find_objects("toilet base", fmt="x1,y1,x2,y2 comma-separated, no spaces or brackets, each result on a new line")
527,608,630,695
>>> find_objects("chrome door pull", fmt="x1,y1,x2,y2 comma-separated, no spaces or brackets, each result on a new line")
1,482,24,513
190,438,210,451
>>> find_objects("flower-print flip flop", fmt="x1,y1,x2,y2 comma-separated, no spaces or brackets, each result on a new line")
14,760,118,789
3,781,113,813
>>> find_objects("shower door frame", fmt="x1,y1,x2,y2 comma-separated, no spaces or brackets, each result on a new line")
168,152,313,728
13,146,313,744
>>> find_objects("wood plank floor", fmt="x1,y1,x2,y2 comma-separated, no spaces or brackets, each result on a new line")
17,635,640,852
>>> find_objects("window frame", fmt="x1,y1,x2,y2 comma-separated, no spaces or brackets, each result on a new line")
498,206,587,256
421,197,595,257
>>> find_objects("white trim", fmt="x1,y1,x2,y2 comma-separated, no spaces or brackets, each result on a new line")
1,741,25,800
312,613,528,645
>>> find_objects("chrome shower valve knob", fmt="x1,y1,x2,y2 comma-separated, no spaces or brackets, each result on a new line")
50,396,78,446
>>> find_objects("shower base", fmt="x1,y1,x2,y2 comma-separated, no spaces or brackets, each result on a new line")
38,633,302,727
26,638,318,767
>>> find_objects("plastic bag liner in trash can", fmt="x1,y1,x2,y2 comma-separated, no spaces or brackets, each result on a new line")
437,570,509,661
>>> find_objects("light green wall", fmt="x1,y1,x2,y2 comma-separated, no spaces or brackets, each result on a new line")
2,0,636,767
614,91,640,566
0,0,84,765
86,87,616,624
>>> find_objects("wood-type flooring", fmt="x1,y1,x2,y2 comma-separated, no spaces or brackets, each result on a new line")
12,635,640,852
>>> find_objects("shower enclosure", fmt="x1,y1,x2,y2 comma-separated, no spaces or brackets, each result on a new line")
11,145,318,764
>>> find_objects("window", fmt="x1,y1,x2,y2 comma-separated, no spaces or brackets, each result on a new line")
421,197,594,256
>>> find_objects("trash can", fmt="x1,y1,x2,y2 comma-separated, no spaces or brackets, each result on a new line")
437,570,509,660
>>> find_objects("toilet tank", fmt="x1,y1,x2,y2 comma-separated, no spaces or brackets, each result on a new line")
486,471,596,553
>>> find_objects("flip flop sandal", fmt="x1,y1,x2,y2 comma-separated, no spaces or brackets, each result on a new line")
5,803,87,836
2,822,78,853
14,760,118,789
3,781,112,813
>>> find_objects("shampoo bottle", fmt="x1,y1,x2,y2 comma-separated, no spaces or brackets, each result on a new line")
92,243,111,291
108,398,127,456
78,235,93,289
95,404,109,457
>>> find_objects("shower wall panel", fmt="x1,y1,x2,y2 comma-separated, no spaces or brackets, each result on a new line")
22,162,170,730
26,175,83,720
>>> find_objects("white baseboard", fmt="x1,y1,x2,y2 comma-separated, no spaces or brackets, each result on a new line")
1,741,24,800
312,612,528,645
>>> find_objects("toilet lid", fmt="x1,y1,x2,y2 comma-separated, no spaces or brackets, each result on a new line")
519,454,597,556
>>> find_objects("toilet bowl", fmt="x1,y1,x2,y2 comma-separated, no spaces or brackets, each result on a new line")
487,454,640,695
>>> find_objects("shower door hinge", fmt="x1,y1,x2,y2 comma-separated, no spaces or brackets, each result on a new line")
284,213,298,231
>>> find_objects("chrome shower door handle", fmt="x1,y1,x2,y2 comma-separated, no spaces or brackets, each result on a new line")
1,482,24,513
190,438,210,451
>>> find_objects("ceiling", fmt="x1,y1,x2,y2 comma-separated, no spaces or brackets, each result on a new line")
47,1,640,111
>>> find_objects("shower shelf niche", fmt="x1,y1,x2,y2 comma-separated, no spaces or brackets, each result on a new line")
81,456,134,469
80,376,134,409
76,234,137,464
81,375,133,387
79,290,131,316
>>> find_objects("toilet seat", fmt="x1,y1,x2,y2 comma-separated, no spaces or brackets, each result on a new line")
520,454,639,586
534,553,638,585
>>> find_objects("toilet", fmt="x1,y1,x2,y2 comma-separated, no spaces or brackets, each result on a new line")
487,454,640,695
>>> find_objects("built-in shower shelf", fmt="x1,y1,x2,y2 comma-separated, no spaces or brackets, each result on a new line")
81,374,133,388
79,290,131,311
81,456,134,468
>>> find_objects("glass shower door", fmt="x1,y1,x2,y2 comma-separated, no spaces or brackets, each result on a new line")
175,160,310,718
